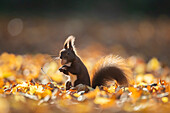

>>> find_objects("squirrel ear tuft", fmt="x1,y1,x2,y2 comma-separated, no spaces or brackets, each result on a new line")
64,35,75,50
64,42,68,49
68,36,75,50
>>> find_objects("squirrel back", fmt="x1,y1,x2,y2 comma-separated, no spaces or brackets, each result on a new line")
59,36,131,89
91,55,131,88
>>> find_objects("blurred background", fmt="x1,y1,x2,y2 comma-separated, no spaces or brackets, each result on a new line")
0,0,170,65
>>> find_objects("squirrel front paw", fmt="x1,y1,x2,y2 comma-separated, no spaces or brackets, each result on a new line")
59,67,64,72
59,66,67,71
59,66,69,75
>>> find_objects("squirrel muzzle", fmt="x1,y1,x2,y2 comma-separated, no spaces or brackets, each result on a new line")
61,59,67,65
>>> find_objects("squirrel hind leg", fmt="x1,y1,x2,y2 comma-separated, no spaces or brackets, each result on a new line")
91,66,129,88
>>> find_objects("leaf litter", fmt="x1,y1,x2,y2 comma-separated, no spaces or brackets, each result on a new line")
0,53,170,113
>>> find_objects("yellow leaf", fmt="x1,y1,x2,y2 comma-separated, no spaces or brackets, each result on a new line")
94,97,111,105
136,74,144,83
162,97,168,103
73,93,80,97
29,86,37,95
0,79,4,88
128,87,142,102
84,87,100,99
135,63,146,74
0,89,4,94
143,74,154,84
41,89,52,98
36,85,44,93
137,82,147,86
15,55,23,71
64,94,72,99
51,73,63,83
147,57,161,72
2,71,13,78
107,85,116,93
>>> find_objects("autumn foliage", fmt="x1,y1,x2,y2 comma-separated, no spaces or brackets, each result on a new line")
0,52,169,113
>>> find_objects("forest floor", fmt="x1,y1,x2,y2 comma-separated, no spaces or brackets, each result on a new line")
0,52,169,113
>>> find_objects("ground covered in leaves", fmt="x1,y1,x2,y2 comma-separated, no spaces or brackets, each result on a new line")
0,53,170,113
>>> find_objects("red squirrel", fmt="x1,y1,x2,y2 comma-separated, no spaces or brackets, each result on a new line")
59,36,131,90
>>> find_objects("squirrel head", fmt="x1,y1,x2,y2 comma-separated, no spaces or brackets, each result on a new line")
59,35,76,65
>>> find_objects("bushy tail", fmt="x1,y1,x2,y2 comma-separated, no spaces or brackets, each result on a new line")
91,55,131,88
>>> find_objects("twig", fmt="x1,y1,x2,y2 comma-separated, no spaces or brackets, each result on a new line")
41,67,53,82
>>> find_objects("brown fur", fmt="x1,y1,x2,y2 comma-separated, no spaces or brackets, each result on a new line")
91,55,132,88
59,36,90,87
59,36,132,89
